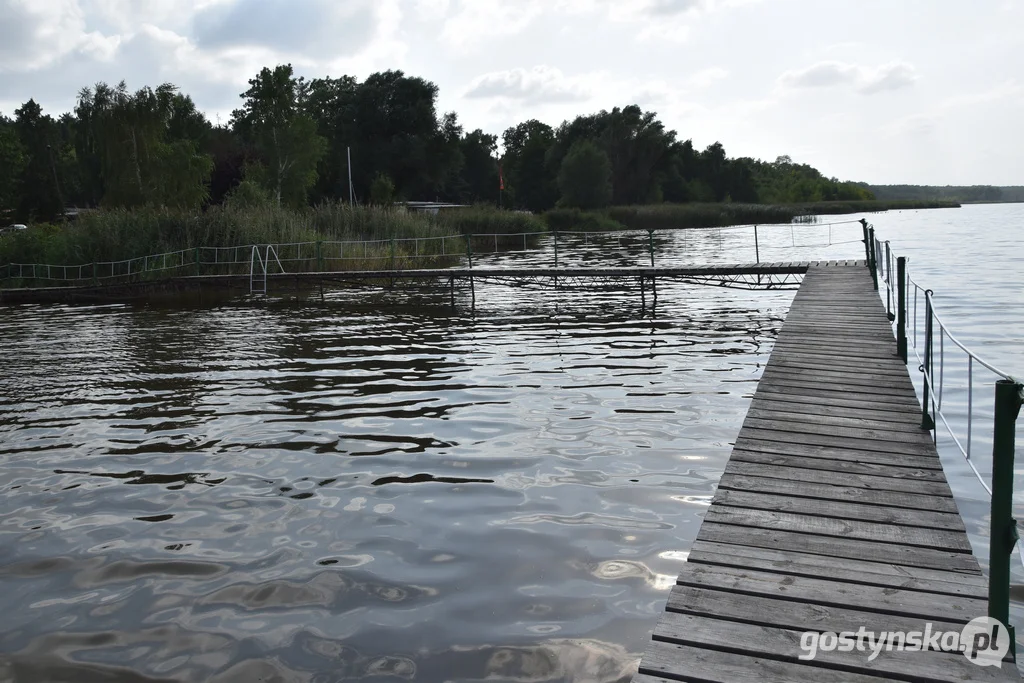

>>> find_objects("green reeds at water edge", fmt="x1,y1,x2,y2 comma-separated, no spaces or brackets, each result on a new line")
0,204,546,272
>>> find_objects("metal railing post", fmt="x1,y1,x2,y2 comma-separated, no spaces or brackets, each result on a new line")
988,379,1023,653
921,292,935,430
867,226,878,290
553,230,559,267
194,247,200,276
885,242,894,320
316,241,323,272
390,237,396,271
754,224,760,264
896,256,908,363
466,234,473,269
647,229,655,267
860,219,870,264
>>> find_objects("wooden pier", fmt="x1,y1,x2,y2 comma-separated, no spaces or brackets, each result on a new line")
634,264,1020,682
0,261,860,304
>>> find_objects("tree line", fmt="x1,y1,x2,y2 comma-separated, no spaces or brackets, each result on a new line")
0,64,876,224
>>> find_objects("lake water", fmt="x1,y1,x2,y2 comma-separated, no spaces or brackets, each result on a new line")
0,205,1019,682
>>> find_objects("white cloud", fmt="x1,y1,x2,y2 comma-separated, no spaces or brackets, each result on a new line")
778,60,918,95
464,66,592,103
688,67,729,88
859,62,918,94
0,0,89,70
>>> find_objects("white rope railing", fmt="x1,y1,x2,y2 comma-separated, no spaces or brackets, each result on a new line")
872,232,1022,570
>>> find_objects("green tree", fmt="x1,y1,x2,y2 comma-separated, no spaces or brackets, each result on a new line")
557,140,612,210
14,99,63,221
502,119,558,211
232,65,327,207
75,82,213,209
0,115,25,215
369,172,396,205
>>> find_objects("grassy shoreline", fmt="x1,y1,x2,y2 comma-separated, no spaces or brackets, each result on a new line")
0,199,955,274
545,199,959,233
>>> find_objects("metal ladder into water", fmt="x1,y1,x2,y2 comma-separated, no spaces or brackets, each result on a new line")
249,245,284,295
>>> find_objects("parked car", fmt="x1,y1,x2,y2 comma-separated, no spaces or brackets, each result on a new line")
1,224,27,235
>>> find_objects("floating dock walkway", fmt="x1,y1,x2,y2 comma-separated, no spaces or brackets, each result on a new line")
634,264,1020,682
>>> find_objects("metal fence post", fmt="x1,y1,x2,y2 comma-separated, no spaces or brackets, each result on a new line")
921,292,935,430
988,379,1023,654
316,241,323,272
896,256,908,363
194,247,200,276
754,224,760,264
553,230,559,268
648,229,655,267
466,234,473,269
867,227,878,290
390,237,396,271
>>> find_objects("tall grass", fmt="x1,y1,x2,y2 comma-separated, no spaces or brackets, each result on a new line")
0,203,550,268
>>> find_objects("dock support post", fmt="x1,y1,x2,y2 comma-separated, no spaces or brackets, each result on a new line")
988,379,1022,655
921,292,935,431
867,227,878,291
754,224,760,264
896,256,908,362
648,229,655,267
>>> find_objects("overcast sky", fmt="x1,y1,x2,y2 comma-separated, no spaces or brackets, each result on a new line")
1,0,1021,185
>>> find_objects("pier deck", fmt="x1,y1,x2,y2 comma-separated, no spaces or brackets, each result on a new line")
634,264,1019,682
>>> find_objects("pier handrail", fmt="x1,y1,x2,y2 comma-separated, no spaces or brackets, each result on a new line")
867,227,1023,641
0,219,868,288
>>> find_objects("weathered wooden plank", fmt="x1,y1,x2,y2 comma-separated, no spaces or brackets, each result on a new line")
718,473,960,513
733,437,943,469
728,449,945,482
749,389,922,415
666,584,972,637
703,506,971,552
741,417,934,446
675,563,983,622
739,427,938,456
753,379,920,403
760,368,917,393
695,523,980,573
687,541,986,596
652,612,1016,683
637,639,892,683
745,402,926,429
726,461,953,496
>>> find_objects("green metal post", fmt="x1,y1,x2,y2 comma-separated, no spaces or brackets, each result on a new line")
867,227,878,291
553,230,559,268
194,247,200,276
390,237,396,271
859,219,870,264
988,379,1023,654
921,292,935,431
316,241,323,272
885,242,893,320
754,224,760,264
896,256,908,363
648,229,655,267
466,234,473,269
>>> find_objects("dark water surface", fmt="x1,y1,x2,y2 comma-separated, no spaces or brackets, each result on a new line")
0,209,1018,682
